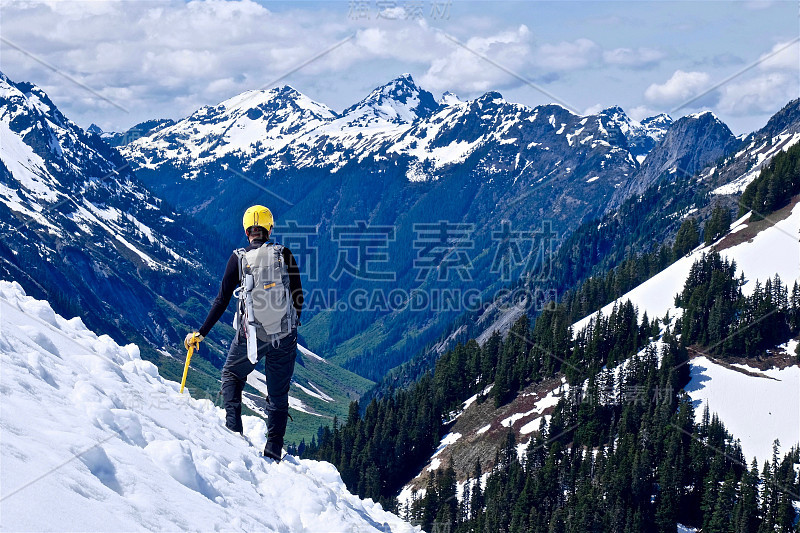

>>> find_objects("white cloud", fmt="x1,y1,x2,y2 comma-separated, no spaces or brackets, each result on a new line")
717,72,798,116
2,1,544,128
583,103,604,115
627,105,658,122
757,40,800,72
603,47,665,69
644,70,711,106
420,25,534,94
535,38,601,71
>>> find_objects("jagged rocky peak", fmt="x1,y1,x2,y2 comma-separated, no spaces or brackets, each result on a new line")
757,98,800,138
473,91,506,108
100,118,176,147
342,73,439,124
440,91,462,105
641,113,673,129
607,107,739,209
1,73,120,178
599,105,629,122
597,106,673,162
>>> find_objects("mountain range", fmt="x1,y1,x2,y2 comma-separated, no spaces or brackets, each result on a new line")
3,68,798,431
115,73,746,382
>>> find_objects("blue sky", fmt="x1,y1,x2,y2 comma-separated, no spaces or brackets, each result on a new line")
2,0,797,134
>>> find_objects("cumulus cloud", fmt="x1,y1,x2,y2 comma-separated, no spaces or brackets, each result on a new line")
708,40,799,115
420,25,534,93
717,72,798,116
627,105,660,123
583,103,605,115
2,0,349,127
2,1,548,129
756,40,800,72
644,70,712,106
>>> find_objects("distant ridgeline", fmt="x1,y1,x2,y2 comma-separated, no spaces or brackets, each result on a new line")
305,249,800,531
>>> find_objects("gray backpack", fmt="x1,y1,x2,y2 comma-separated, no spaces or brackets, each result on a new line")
233,243,298,363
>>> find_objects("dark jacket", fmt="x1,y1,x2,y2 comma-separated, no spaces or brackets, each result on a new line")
199,239,303,337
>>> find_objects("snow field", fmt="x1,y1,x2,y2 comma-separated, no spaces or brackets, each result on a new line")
686,356,800,464
0,280,416,532
572,202,800,335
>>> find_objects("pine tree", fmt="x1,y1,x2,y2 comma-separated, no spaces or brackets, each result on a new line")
704,204,732,245
673,217,700,258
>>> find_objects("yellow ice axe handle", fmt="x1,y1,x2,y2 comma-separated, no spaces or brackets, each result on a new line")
179,344,195,394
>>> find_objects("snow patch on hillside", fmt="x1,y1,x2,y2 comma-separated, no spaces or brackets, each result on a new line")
0,280,415,532
572,201,800,334
686,356,800,464
569,201,800,467
712,132,800,195
298,343,327,363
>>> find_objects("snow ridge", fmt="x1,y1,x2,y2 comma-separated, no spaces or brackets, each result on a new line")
0,280,416,532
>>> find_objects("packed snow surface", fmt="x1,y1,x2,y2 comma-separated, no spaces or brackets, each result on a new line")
0,280,416,532
686,356,799,464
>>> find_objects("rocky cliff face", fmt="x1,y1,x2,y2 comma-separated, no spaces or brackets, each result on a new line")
0,71,227,361
607,111,739,211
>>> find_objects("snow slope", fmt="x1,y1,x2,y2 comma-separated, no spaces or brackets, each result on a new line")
0,280,416,532
712,131,800,195
571,202,800,465
572,202,800,333
685,356,799,464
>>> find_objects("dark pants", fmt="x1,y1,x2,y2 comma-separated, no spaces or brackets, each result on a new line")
221,329,297,449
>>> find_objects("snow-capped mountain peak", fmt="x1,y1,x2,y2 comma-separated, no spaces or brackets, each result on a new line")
685,109,719,121
340,73,438,126
125,84,336,171
599,106,673,163
599,105,639,136
440,91,462,105
214,85,336,119
474,90,506,107
641,112,673,128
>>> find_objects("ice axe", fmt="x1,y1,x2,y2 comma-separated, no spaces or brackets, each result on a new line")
179,339,199,394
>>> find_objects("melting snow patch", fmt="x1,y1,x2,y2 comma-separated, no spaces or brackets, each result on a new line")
520,415,552,435
297,344,326,363
432,433,462,459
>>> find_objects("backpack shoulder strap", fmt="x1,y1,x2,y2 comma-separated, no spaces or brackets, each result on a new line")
233,248,248,282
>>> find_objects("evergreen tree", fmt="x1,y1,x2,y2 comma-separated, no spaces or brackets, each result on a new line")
704,204,733,245
673,217,700,258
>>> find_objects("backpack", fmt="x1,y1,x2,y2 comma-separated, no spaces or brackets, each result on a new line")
233,242,297,362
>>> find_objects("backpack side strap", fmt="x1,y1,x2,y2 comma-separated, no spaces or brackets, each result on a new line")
232,248,248,332
233,248,248,281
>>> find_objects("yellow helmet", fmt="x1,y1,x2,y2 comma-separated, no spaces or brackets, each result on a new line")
242,205,274,233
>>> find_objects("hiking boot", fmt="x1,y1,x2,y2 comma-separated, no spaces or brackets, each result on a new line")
263,439,283,462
